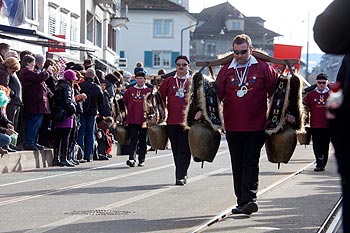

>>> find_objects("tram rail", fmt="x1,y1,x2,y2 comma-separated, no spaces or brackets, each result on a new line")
318,196,343,233
189,161,341,233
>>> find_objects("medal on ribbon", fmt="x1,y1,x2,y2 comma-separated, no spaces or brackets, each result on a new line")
175,77,187,99
235,63,249,98
177,88,185,98
237,85,248,98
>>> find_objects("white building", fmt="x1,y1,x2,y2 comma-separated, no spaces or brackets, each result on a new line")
0,0,127,72
117,0,196,75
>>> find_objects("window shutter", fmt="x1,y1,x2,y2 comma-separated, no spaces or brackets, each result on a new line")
49,13,56,35
144,51,153,67
171,52,180,68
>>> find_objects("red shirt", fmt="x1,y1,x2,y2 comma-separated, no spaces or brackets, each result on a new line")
303,89,329,128
123,85,152,125
216,57,278,131
158,74,191,125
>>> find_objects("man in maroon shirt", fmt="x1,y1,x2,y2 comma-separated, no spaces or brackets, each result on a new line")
123,71,152,167
216,34,279,215
303,73,330,172
158,55,192,185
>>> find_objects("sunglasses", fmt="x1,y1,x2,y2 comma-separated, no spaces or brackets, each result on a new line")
233,49,248,55
176,63,188,67
317,82,327,84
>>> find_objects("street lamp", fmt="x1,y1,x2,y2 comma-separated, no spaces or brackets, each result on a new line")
180,23,197,55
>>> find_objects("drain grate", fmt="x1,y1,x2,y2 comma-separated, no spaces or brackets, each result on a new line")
66,210,135,216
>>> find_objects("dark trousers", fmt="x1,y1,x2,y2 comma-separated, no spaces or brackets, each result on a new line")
68,125,79,160
38,114,53,147
329,117,350,233
54,128,72,152
226,130,266,207
167,125,191,180
311,128,331,168
128,124,147,163
6,104,20,131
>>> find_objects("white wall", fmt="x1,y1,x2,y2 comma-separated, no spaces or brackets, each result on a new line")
118,10,195,74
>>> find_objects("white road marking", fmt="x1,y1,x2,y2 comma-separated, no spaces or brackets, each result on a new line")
24,167,230,233
0,153,173,187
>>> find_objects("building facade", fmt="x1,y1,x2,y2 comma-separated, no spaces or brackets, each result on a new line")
190,2,280,69
0,0,127,72
117,0,196,75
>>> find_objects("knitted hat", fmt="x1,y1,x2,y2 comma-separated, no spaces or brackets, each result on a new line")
63,69,78,81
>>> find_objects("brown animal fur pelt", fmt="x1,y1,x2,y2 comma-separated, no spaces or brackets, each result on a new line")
112,95,127,125
266,73,304,135
183,71,222,130
144,92,167,127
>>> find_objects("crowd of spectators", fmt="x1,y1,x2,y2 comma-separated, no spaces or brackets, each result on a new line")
0,42,155,167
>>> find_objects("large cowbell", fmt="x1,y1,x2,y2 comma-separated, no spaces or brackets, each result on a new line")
184,68,223,165
265,72,303,168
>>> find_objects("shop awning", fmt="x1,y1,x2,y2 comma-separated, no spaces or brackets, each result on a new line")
88,53,118,71
0,24,99,52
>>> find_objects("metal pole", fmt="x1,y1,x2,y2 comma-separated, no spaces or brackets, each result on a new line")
180,24,197,55
306,11,310,81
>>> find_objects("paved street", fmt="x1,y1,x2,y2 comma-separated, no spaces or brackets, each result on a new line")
0,138,342,233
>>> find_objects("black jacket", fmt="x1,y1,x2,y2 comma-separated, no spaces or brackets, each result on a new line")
79,77,104,117
53,79,76,120
99,90,112,117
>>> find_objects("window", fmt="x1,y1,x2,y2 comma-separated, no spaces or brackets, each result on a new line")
70,14,79,55
231,21,241,30
48,11,56,35
153,51,171,67
59,11,68,37
145,51,179,68
86,11,103,47
86,12,94,42
25,0,37,21
108,24,116,51
207,43,216,57
154,19,173,37
70,14,79,43
95,19,102,47
225,19,244,31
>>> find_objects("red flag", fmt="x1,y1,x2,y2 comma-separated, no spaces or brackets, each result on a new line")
48,35,66,52
274,44,302,70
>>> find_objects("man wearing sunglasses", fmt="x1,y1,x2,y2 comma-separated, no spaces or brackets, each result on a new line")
216,34,279,215
303,73,330,172
158,55,192,186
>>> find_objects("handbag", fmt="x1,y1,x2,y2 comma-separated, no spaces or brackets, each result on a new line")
10,132,18,146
